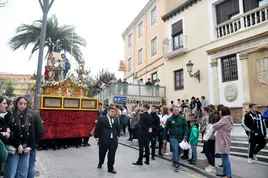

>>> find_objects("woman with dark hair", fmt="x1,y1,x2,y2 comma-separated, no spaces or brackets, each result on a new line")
0,96,9,174
190,97,197,116
216,104,224,122
4,99,14,127
4,96,34,178
208,106,233,178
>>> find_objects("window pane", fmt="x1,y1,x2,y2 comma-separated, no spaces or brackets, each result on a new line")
138,49,142,65
128,58,132,72
138,21,143,37
151,37,157,56
128,34,132,47
174,69,184,90
151,6,157,26
221,54,238,82
173,36,179,49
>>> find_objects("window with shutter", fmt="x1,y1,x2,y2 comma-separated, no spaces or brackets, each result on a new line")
216,0,239,24
171,20,183,50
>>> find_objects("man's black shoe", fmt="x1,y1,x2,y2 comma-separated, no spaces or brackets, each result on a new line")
108,169,117,174
132,161,143,165
182,156,189,160
144,161,149,165
158,153,164,156
151,157,155,160
97,164,102,169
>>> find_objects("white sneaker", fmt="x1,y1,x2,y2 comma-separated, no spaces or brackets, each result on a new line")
211,167,216,174
204,165,211,170
253,154,259,161
205,166,213,173
248,158,253,164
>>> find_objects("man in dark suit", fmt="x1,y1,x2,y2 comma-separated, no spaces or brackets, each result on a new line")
94,107,120,174
133,103,153,166
101,104,109,116
150,105,160,160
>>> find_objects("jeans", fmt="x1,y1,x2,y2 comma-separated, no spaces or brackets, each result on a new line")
191,144,197,162
4,144,30,178
170,138,182,167
27,148,37,178
220,154,232,177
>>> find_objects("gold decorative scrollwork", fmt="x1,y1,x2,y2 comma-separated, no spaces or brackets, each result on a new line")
42,77,88,97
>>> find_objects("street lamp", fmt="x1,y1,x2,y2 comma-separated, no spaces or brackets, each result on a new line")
186,60,200,82
34,0,54,111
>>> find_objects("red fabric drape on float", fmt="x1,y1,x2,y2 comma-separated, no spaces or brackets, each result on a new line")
40,110,98,139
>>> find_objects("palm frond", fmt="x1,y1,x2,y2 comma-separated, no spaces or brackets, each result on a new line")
9,14,87,63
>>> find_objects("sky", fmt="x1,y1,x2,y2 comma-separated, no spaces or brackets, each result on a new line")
0,0,148,79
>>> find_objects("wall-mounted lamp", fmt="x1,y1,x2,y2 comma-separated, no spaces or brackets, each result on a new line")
186,60,200,82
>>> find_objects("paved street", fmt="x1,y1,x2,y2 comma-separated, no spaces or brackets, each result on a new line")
36,139,206,178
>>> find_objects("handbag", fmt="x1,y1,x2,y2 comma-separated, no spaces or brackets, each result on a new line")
6,145,16,155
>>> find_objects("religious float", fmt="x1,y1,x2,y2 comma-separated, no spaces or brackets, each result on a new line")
39,48,98,144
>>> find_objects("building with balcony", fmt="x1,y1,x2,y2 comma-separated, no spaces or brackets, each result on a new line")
120,0,268,122
161,0,211,104
122,0,186,85
207,0,268,122
0,73,35,96
97,83,166,109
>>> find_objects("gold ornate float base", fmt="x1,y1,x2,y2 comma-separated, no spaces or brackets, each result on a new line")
41,78,88,97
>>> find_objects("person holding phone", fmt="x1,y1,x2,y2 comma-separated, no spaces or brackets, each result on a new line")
4,96,34,178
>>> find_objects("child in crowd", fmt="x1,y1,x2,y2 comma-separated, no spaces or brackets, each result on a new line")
189,120,200,165
181,114,195,160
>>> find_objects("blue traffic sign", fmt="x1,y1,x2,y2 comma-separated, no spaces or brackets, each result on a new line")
113,96,127,103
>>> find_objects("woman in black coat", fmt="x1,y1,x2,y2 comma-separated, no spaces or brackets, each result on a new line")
4,96,34,178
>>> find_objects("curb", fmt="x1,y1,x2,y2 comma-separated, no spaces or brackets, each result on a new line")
119,141,242,178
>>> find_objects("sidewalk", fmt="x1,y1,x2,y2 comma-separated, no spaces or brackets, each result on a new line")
119,136,268,178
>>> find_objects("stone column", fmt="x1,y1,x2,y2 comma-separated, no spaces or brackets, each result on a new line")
210,58,220,105
239,53,251,106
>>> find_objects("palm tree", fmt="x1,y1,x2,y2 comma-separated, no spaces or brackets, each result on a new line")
9,14,87,63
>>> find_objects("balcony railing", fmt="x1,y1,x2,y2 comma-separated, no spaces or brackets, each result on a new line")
163,35,187,59
216,4,268,38
97,83,166,101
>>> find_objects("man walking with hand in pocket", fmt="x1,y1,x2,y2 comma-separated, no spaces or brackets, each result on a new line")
163,106,188,172
94,107,120,174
